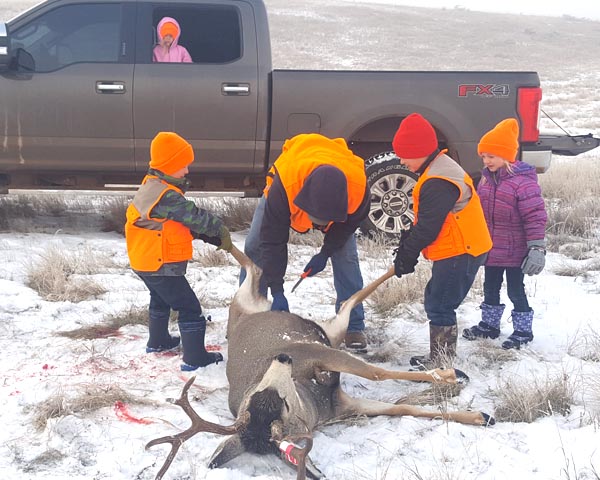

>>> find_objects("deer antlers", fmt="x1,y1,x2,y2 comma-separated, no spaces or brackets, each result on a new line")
146,376,250,480
271,421,315,480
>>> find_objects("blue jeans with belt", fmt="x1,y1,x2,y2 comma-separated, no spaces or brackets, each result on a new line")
424,252,487,327
242,196,365,332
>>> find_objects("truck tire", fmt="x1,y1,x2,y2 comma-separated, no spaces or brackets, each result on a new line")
360,151,418,239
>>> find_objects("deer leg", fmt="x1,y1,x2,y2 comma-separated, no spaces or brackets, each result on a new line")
334,390,494,427
288,343,465,385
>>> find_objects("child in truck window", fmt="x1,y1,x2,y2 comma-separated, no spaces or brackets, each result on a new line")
462,118,548,350
153,17,192,63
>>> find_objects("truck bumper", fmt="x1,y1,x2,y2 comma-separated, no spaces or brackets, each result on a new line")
522,133,600,173
521,149,552,173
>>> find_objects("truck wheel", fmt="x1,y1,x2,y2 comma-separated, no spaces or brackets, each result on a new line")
360,151,418,239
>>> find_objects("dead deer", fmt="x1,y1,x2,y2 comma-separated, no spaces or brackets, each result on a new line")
146,245,494,479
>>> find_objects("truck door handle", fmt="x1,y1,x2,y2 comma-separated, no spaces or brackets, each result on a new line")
222,83,250,96
96,81,126,94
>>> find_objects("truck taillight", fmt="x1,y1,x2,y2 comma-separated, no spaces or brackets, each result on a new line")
517,87,542,142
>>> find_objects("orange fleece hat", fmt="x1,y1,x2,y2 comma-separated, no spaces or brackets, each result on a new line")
478,118,520,162
160,21,179,40
392,113,438,159
149,132,194,175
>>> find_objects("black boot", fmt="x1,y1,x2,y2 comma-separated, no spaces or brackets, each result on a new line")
179,318,223,371
462,303,503,340
502,310,534,350
410,324,457,369
146,312,180,353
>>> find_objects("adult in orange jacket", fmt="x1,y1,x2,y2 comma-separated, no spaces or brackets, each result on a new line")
242,133,370,351
125,132,232,371
391,113,492,366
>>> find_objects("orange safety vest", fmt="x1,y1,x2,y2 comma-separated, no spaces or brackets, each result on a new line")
125,175,193,272
413,153,492,261
264,134,367,233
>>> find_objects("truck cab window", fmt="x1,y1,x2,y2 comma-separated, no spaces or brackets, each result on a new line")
11,4,122,72
151,5,241,64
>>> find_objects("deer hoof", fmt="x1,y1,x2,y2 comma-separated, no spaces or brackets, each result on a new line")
454,368,470,384
480,412,496,426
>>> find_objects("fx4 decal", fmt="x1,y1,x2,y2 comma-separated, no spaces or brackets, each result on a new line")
458,84,510,97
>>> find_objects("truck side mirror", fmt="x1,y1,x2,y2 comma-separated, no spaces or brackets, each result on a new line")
15,48,35,72
0,23,10,72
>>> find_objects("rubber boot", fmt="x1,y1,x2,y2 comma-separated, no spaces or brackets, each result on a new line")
179,318,223,371
410,324,457,369
462,303,504,340
146,311,180,353
502,310,534,350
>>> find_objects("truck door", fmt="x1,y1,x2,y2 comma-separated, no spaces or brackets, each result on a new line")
133,1,259,177
2,2,135,185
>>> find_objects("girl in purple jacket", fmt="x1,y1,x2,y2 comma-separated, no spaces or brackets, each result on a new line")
463,118,547,349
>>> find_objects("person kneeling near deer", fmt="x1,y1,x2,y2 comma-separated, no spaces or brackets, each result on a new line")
241,133,370,351
125,131,232,371
391,113,492,367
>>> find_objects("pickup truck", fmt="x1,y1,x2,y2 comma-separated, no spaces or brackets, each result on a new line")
1,0,598,237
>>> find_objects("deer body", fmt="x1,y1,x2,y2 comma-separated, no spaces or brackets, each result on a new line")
147,247,494,480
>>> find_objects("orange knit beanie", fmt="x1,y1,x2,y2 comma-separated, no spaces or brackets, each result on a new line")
478,118,520,162
160,21,179,40
392,113,439,159
149,132,194,175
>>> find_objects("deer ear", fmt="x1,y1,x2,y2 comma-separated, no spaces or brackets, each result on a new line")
208,434,246,468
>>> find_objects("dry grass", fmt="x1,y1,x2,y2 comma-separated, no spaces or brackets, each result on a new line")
541,159,600,253
193,197,258,232
58,306,149,340
568,327,600,362
365,322,418,364
368,266,428,316
395,382,464,408
26,246,108,302
289,229,324,246
101,196,130,234
31,383,155,431
469,339,517,369
217,197,259,231
492,372,575,423
192,248,232,267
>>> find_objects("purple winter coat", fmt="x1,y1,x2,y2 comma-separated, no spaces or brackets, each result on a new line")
477,161,547,267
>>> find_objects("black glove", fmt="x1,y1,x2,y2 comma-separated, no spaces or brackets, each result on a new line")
393,247,418,278
197,233,221,247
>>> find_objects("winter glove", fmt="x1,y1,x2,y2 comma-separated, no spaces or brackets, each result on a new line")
521,239,546,276
217,225,233,252
303,251,329,277
393,247,418,278
271,291,289,312
196,232,220,247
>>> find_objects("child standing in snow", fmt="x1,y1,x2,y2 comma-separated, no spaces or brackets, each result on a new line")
125,131,232,370
462,118,547,349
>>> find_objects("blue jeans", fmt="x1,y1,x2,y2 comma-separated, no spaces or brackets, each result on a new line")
242,196,365,331
139,275,203,324
483,266,531,312
424,253,487,327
